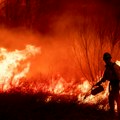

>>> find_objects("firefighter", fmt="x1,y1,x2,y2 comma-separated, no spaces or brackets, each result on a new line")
95,52,120,117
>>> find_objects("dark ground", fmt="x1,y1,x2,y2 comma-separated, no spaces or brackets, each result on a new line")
0,92,118,120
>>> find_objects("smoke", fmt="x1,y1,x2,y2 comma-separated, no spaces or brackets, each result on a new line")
0,27,77,82
1,0,120,35
0,0,120,82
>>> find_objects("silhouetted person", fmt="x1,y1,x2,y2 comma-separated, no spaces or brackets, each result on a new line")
95,52,120,117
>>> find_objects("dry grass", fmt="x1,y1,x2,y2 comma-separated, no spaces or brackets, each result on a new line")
0,91,118,120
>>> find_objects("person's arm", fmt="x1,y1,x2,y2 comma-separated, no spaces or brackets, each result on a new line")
95,77,106,86
114,63,120,80
95,70,107,86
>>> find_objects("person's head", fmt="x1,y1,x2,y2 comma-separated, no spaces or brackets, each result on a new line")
103,52,112,64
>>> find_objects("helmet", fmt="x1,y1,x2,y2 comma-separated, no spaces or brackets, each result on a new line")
103,52,112,61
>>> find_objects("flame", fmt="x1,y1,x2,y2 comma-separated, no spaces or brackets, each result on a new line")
78,80,91,93
116,60,120,66
30,73,108,109
0,45,40,91
0,45,119,111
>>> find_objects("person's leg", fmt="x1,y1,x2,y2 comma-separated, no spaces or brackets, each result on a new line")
109,92,115,116
116,93,120,118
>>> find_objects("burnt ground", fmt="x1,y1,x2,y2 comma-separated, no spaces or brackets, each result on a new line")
0,92,118,120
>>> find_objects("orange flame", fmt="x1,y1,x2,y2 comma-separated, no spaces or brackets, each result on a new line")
0,45,40,91
0,45,119,111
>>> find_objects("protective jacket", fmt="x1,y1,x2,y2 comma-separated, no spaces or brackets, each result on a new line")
97,62,120,92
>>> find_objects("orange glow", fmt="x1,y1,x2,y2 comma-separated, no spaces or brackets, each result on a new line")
0,46,109,109
0,44,119,111
0,1,120,115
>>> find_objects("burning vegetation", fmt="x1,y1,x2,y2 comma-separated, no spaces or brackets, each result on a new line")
0,0,119,119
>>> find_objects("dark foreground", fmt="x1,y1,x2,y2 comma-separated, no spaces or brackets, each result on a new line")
0,92,118,120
